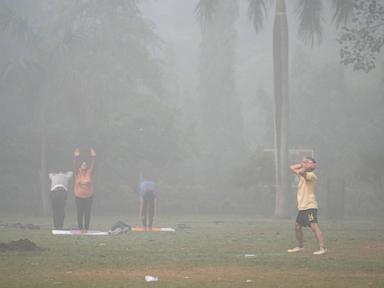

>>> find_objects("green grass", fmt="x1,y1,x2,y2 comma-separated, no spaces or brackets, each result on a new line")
0,215,383,287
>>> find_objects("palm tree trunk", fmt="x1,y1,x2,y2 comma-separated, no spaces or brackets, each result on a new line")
273,0,289,218
39,87,49,216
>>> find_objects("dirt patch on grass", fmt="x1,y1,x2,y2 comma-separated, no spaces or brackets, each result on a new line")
0,238,43,252
334,240,384,256
361,240,384,252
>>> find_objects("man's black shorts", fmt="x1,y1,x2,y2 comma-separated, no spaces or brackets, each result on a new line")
296,208,318,227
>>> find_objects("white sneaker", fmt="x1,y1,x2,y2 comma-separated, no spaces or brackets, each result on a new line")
313,248,327,255
287,247,304,253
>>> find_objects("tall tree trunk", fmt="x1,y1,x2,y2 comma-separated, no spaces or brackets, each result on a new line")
273,0,289,218
39,86,49,216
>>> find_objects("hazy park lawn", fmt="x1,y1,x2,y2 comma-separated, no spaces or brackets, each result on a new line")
0,215,383,288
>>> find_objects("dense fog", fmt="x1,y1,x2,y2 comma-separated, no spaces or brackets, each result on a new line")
1,0,383,219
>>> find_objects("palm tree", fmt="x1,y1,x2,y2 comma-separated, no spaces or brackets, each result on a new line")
248,0,353,217
195,0,352,216
272,0,289,218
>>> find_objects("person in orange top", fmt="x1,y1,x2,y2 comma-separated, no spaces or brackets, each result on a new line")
74,148,96,231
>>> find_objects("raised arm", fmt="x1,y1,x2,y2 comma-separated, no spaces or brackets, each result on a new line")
290,163,306,177
74,148,80,174
89,148,96,173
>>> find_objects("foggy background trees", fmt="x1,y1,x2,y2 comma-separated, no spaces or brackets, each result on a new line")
0,0,383,218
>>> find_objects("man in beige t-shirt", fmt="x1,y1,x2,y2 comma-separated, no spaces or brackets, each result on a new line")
288,156,327,255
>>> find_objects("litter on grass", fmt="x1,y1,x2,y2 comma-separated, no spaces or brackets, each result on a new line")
145,275,159,282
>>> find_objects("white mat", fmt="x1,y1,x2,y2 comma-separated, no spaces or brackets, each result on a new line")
52,229,109,236
131,227,175,232
52,227,175,235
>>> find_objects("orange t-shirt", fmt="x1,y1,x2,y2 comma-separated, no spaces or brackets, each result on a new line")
74,169,93,198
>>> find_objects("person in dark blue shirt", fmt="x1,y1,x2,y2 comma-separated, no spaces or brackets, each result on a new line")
139,180,157,231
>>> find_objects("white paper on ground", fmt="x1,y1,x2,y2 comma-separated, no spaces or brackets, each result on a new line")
145,275,159,282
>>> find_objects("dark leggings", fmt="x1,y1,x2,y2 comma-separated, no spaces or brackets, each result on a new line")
141,191,155,228
75,196,93,230
50,189,67,229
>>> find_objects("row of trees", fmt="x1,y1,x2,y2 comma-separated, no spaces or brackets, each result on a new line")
0,1,184,214
0,0,383,216
195,0,384,217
